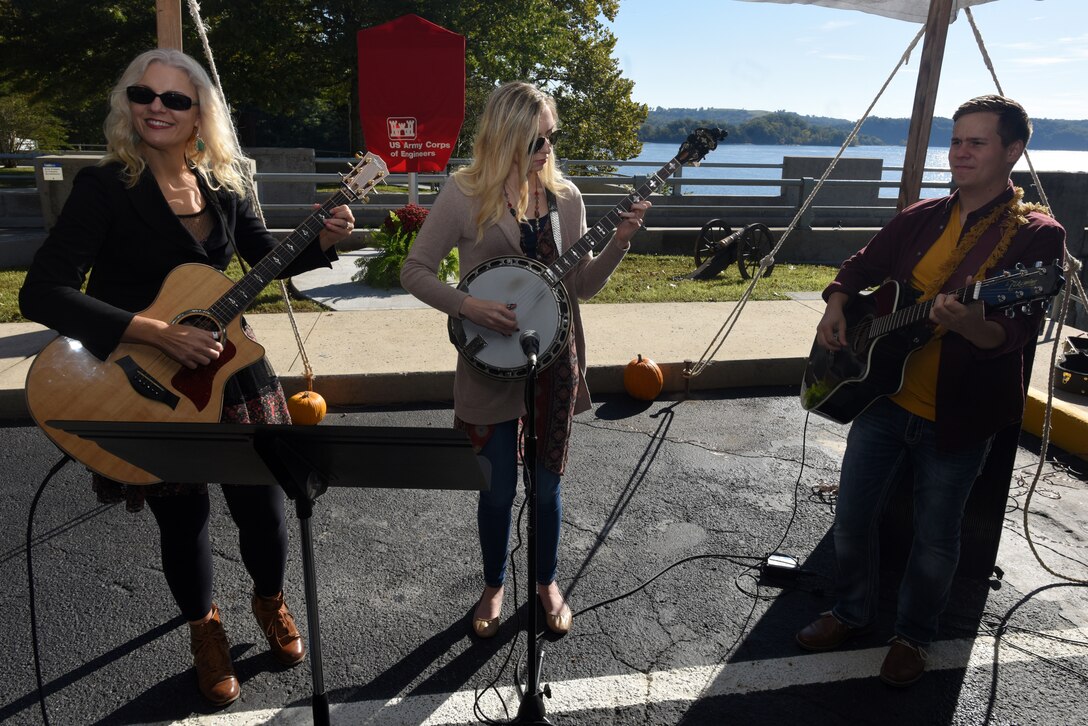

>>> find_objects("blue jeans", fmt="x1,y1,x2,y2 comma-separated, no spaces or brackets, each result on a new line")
831,398,992,646
478,420,562,588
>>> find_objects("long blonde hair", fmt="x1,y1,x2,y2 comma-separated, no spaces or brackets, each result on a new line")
102,49,250,197
454,82,568,242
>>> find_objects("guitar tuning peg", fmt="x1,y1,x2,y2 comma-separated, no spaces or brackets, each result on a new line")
1004,308,1016,318
355,151,363,159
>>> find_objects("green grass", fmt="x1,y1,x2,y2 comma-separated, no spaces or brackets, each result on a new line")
0,268,28,322
589,255,837,304
0,255,834,323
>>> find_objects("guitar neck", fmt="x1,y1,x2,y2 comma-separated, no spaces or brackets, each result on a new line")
870,283,975,338
547,157,682,281
205,189,356,326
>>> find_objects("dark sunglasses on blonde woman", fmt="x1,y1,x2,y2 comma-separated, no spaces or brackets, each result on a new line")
126,85,199,111
529,131,559,156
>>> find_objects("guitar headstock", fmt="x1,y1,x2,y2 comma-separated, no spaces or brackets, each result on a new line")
341,152,389,202
676,127,727,167
977,262,1065,312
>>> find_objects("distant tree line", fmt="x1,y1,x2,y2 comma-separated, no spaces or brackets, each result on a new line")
640,107,1088,150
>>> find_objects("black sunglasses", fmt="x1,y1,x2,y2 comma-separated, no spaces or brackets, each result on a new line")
529,131,559,156
126,85,199,111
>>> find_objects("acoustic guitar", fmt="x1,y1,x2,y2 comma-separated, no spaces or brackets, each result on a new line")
800,263,1064,424
25,153,388,484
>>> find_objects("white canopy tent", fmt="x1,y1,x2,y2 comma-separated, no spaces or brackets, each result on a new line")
738,0,998,23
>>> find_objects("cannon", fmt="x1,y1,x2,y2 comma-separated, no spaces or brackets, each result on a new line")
690,220,776,280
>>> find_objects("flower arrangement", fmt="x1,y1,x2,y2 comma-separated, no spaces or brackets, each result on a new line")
353,203,458,288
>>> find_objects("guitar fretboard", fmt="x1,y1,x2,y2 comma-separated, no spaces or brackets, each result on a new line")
867,270,1051,340
547,158,682,281
206,189,358,327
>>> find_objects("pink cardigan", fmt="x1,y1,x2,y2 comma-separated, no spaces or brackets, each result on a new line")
401,176,630,424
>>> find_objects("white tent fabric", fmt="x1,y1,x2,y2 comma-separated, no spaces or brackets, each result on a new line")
737,0,999,23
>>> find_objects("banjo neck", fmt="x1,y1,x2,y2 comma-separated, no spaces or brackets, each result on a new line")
545,157,683,284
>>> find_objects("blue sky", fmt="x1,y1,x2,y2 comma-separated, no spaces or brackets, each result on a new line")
606,0,1088,121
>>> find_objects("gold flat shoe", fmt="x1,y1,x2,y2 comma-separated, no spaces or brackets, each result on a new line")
472,615,501,638
544,602,572,635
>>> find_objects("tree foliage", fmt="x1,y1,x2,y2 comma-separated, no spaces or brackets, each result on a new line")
0,0,646,160
0,86,68,167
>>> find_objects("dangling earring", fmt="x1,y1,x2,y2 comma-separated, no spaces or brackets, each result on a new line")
195,134,206,153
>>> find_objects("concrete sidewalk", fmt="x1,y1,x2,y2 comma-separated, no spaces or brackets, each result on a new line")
0,250,1085,458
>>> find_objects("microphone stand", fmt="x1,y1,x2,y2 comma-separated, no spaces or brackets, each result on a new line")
515,333,552,725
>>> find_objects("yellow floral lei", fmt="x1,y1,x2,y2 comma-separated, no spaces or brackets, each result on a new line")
919,187,1051,301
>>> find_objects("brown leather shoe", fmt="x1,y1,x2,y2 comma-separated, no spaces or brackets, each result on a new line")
252,591,306,666
189,603,240,706
880,637,927,687
796,612,866,652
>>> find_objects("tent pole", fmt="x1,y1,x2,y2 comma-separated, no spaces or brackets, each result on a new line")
156,0,183,50
897,0,955,210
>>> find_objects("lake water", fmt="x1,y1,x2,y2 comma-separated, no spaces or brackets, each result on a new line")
615,142,1088,199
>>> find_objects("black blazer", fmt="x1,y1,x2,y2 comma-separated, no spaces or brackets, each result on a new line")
20,162,335,360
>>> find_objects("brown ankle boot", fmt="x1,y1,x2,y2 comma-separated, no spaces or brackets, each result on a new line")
252,591,306,666
189,603,240,706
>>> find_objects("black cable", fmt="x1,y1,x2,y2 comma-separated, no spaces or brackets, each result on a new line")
763,410,811,559
572,553,762,619
981,582,1088,725
470,400,821,722
472,427,532,725
27,453,72,726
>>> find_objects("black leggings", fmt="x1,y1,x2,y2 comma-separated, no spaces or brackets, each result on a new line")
146,485,288,622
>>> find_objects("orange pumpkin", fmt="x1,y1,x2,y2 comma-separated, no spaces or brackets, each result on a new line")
287,389,327,425
624,354,663,401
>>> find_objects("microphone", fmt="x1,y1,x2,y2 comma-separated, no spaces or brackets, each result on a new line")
519,329,540,366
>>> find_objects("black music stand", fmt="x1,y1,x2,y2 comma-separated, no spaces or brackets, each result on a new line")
50,419,487,726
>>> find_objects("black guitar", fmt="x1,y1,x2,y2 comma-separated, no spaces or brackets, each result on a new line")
800,263,1064,424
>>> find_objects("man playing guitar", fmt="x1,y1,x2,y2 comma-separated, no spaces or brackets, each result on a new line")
794,95,1066,687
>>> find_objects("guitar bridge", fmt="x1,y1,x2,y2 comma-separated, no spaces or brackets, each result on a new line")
115,356,180,409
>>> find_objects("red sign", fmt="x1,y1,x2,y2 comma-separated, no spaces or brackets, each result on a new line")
357,15,465,173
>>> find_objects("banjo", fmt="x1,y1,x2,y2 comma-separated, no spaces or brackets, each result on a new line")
449,127,726,380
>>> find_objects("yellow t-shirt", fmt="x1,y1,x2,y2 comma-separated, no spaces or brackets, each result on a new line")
889,203,964,421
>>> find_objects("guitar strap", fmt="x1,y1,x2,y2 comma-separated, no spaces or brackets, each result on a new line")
547,189,562,255
198,170,250,276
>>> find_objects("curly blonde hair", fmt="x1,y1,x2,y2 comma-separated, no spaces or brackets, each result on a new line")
102,49,250,197
453,82,568,242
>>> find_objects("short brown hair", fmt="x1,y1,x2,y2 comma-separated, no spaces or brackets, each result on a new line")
953,95,1032,147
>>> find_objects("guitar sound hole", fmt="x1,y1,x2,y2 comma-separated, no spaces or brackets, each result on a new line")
176,312,224,340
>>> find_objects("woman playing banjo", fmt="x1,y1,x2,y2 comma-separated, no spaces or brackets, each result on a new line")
401,81,650,638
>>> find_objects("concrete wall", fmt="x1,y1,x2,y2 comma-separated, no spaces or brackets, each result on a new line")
1013,170,1088,259
34,155,101,230
246,147,314,229
781,156,883,207
0,188,41,228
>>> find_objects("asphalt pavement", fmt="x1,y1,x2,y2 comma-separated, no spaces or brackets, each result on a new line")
2,389,1088,726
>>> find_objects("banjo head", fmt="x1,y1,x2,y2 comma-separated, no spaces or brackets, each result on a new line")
449,256,571,380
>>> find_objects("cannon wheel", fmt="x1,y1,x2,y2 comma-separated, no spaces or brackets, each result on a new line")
694,219,732,267
738,224,776,280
